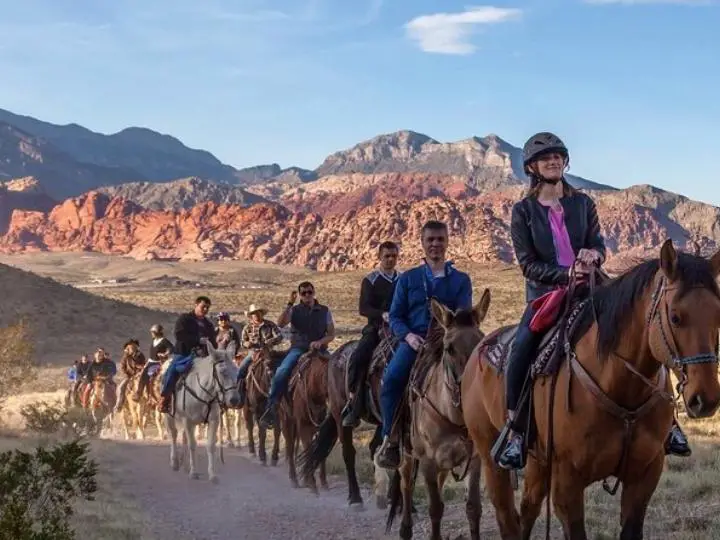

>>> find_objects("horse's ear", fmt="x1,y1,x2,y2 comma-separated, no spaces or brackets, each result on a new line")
205,339,216,356
709,247,720,277
473,288,491,326
660,239,678,281
430,298,453,330
226,341,237,360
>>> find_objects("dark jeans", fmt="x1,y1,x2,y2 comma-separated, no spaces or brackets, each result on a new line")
347,328,380,394
506,303,542,412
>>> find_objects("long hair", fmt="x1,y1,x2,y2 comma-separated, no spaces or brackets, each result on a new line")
524,178,577,199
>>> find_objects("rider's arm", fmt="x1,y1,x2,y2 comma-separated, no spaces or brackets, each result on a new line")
240,325,252,348
316,311,335,346
583,195,606,263
388,274,412,340
359,277,383,319
456,273,472,310
511,201,569,286
265,323,283,347
277,304,293,328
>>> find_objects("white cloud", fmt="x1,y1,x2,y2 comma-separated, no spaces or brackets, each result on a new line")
585,0,713,5
405,6,522,55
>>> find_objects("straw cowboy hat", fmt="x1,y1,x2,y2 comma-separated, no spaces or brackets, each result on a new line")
245,304,268,316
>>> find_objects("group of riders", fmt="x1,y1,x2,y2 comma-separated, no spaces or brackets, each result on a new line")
66,131,692,472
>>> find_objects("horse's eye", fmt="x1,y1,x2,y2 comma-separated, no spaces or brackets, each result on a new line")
670,313,682,326
445,344,455,356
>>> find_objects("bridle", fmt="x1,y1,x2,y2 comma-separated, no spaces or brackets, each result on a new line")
180,357,237,422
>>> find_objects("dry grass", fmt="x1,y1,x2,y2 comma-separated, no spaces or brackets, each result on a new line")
0,432,161,540
4,251,720,537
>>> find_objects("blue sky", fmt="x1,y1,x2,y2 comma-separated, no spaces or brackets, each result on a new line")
0,0,718,204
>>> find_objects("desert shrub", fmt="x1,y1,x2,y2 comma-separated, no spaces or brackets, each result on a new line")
0,319,36,410
0,439,98,539
20,401,97,439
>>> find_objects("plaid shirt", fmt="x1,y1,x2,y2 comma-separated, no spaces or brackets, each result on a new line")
241,319,283,349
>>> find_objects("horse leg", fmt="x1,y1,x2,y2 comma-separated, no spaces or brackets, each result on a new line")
480,446,521,539
283,415,299,488
246,407,256,455
167,417,180,471
121,407,132,440
258,418,268,465
465,456,482,540
155,409,165,440
271,424,281,466
421,459,444,540
519,457,549,539
341,423,363,507
551,465,587,540
185,421,200,480
619,454,664,540
398,456,415,540
207,416,220,483
369,424,389,509
300,423,319,494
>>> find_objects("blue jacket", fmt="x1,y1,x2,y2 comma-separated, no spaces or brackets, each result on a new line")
389,260,472,340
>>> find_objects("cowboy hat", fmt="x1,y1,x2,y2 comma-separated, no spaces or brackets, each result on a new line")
245,304,268,316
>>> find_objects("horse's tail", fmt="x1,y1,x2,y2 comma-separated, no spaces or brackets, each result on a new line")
384,458,419,534
297,413,338,480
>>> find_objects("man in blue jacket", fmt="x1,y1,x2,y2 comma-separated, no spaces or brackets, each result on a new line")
375,220,472,469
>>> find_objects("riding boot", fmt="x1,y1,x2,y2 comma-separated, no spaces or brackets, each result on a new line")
342,390,363,428
375,435,401,469
495,430,526,470
665,418,691,457
259,402,277,429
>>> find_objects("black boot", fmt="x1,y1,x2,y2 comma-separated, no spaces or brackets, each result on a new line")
259,403,277,429
376,436,401,469
342,392,362,428
665,421,691,457
495,432,526,470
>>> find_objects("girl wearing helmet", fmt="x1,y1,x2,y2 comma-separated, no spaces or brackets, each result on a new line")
494,132,690,471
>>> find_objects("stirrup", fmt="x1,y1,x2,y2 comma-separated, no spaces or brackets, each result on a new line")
490,421,513,464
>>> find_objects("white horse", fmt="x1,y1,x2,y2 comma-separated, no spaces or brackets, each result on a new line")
164,340,241,482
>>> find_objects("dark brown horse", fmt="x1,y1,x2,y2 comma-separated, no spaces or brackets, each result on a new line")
245,347,283,466
463,240,720,539
279,348,330,492
297,332,391,509
386,293,491,540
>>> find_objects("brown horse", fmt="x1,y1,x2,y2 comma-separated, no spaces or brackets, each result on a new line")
463,240,720,539
386,292,491,540
86,375,117,434
245,347,283,466
279,348,330,493
297,333,390,509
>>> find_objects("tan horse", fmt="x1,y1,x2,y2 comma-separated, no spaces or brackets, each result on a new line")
120,373,148,440
86,375,117,434
463,240,720,539
385,292,491,540
279,349,329,492
245,348,283,465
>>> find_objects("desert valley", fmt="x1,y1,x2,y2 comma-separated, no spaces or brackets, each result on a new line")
1,108,720,539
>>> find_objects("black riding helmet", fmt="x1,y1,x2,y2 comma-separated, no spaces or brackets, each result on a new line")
522,132,569,186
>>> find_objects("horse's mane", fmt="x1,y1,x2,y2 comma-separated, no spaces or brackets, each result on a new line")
574,252,720,359
418,308,478,366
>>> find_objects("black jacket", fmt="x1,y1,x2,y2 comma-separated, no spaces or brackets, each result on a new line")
359,269,399,330
174,312,218,357
511,189,606,302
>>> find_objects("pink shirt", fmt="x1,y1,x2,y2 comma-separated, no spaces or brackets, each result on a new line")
546,205,575,267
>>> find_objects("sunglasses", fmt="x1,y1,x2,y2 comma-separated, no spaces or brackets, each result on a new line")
299,290,314,296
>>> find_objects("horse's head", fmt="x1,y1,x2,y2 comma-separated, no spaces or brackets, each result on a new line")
650,239,720,418
205,340,242,409
429,289,492,391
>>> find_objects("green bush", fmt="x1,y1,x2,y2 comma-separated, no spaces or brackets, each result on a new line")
0,440,98,540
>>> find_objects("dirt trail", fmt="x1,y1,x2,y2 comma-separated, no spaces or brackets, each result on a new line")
103,437,401,540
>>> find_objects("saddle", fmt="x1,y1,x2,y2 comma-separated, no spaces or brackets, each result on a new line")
288,350,329,395
408,323,445,395
481,298,588,379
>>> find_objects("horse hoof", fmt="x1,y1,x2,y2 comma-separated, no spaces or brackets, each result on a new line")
349,500,364,512
210,476,219,484
399,523,412,539
291,480,299,488
249,448,256,456
227,441,235,448
376,495,387,510
190,472,200,480
271,457,279,467
321,483,330,491
171,461,180,472
260,459,267,467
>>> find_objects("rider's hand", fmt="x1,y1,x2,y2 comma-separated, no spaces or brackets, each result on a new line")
289,291,298,304
574,259,591,277
382,312,390,323
405,333,425,352
309,340,323,350
577,249,601,266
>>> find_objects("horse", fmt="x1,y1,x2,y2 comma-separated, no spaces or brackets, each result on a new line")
297,327,398,510
85,375,116,435
385,292,492,540
278,348,330,492
165,341,241,482
119,373,149,440
463,239,720,539
245,347,283,466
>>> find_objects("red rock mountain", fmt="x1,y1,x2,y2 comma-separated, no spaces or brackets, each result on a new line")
0,113,716,270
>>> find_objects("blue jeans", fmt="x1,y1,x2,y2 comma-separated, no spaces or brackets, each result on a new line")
160,354,194,396
267,347,307,406
236,353,253,383
380,342,418,438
